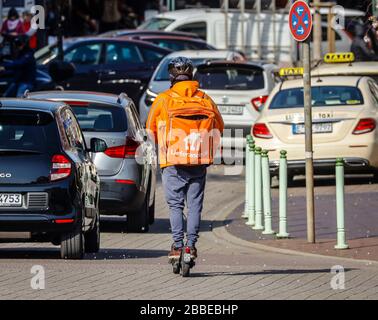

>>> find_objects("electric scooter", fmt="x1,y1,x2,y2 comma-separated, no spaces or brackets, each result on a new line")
171,245,195,277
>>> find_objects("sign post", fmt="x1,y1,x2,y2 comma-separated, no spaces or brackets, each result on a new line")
289,0,315,243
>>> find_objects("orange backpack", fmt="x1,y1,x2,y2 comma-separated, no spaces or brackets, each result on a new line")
157,91,221,166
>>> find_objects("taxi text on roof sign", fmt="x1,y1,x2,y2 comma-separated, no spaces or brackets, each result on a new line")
324,52,355,63
279,67,304,76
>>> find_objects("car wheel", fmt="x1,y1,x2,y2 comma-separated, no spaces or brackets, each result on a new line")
60,227,84,259
84,212,100,253
127,190,149,233
149,192,155,225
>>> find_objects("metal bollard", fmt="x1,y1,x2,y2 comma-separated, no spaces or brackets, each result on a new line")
262,150,275,235
246,141,256,226
253,147,264,230
335,158,349,249
277,150,290,238
242,135,253,218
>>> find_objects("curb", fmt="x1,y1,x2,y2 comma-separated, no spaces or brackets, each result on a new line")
210,198,378,266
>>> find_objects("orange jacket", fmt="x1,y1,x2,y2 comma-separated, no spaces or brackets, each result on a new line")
146,80,224,168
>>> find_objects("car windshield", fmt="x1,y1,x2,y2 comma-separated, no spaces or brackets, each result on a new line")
139,18,175,30
269,86,364,109
154,58,216,81
194,66,265,90
0,110,59,154
70,103,127,132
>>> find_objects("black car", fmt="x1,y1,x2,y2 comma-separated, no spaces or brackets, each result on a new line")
36,38,172,105
0,99,106,259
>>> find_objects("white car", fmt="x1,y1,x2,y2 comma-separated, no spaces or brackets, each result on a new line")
138,49,245,126
252,74,378,181
193,60,277,149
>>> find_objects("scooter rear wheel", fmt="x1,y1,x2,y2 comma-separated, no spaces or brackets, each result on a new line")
181,261,190,277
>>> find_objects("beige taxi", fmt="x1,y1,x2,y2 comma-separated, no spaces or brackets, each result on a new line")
312,52,378,82
252,72,378,180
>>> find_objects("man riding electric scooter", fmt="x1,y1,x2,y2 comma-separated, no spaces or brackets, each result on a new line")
146,57,224,276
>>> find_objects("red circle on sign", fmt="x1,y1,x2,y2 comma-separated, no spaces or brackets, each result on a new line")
289,0,313,42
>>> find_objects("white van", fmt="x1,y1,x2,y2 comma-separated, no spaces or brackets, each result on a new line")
139,8,364,65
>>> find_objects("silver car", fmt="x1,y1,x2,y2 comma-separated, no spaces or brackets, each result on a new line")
138,50,245,126
25,91,157,233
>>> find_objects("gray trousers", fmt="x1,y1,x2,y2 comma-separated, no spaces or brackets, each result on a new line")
161,165,207,248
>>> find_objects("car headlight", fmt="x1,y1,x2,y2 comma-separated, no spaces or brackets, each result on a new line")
144,89,158,107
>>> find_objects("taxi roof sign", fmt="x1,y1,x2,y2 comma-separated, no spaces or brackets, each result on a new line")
279,67,304,76
324,52,355,63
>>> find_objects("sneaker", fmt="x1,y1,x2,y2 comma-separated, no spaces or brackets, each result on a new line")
168,244,182,260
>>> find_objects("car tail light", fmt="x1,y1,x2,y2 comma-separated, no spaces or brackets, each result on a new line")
115,179,135,184
104,136,140,158
352,118,376,135
55,219,74,224
251,95,268,112
50,154,72,181
252,123,273,139
104,145,126,158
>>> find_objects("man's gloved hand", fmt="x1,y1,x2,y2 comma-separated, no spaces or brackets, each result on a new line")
0,66,5,72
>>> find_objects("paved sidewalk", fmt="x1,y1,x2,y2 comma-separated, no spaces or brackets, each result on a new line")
227,175,378,262
0,167,377,299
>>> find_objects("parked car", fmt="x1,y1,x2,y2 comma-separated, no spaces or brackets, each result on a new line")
35,38,172,104
139,49,245,125
121,35,216,51
193,60,277,148
138,8,364,64
26,91,157,233
252,74,378,182
100,29,201,39
0,98,104,259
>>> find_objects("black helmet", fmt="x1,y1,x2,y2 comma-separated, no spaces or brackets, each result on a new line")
168,57,194,83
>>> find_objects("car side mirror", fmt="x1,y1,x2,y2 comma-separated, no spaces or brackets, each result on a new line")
90,138,107,153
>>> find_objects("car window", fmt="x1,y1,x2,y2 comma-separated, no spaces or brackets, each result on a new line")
269,86,364,109
174,22,207,40
64,43,101,65
139,46,166,63
105,43,143,64
139,18,175,30
0,110,60,154
60,108,86,151
194,66,265,90
69,103,128,132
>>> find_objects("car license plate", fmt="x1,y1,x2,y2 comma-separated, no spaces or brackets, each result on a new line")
218,105,243,115
0,194,22,207
293,123,333,134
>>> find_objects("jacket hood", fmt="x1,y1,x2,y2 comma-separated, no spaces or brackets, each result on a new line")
171,80,199,97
